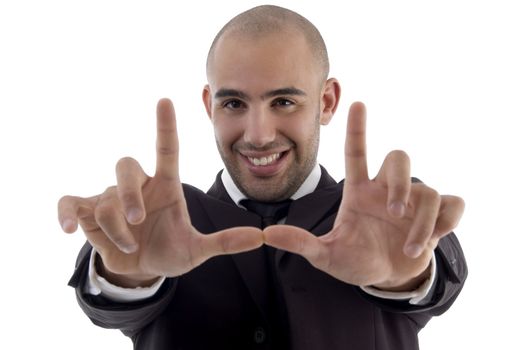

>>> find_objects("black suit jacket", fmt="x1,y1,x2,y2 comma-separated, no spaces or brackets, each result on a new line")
69,167,467,349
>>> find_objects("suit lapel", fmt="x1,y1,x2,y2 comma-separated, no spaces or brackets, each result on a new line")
277,167,343,261
206,170,237,206
204,168,344,317
285,166,342,232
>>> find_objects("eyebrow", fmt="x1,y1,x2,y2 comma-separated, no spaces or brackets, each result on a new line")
214,87,307,101
214,88,249,100
263,87,307,99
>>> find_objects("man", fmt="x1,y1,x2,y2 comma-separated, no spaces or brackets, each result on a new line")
59,5,467,350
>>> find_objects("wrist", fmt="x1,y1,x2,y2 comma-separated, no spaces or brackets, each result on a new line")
95,254,160,288
373,260,432,292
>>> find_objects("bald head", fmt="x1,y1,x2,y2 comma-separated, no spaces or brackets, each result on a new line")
206,5,329,83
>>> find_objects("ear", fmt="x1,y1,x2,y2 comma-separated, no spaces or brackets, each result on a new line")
319,78,341,125
202,84,212,119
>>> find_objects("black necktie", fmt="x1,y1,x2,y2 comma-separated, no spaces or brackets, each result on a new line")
240,199,292,228
240,198,292,346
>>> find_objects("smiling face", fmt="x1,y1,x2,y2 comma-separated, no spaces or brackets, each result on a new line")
203,29,340,202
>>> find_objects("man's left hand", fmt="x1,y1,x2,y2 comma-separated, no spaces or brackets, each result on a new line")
264,102,465,290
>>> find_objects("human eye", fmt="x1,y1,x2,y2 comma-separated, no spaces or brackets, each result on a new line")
223,99,245,110
272,98,295,107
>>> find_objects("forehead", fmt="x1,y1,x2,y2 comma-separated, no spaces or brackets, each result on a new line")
208,30,320,93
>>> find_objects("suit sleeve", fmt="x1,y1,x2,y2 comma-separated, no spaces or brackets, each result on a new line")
67,241,178,338
356,177,468,326
66,184,212,338
356,231,467,327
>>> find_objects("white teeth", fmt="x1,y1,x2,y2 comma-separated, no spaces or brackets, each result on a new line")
248,153,281,166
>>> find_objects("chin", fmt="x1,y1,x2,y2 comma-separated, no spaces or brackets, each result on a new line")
242,180,296,202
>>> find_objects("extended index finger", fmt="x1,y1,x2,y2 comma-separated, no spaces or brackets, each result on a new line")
155,98,180,180
345,102,369,184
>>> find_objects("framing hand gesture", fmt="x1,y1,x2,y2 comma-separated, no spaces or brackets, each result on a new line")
265,102,465,290
58,99,263,286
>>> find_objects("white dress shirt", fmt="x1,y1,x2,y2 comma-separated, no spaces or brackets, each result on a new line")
86,164,436,305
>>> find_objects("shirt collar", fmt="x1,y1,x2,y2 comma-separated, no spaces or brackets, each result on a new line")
221,164,322,207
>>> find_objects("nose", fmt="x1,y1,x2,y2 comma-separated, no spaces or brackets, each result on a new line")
243,108,276,148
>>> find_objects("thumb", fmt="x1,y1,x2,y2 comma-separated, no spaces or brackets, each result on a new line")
264,225,323,264
198,227,264,259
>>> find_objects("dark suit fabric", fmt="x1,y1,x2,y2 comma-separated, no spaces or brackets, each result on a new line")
69,168,467,350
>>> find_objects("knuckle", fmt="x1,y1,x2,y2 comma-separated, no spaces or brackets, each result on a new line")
420,186,440,203
449,195,466,211
391,183,408,196
116,156,137,171
345,146,365,158
103,185,117,196
57,195,72,209
157,145,176,156
429,188,441,202
94,202,117,222
58,195,80,208
298,234,306,254
120,190,138,205
457,199,466,214
438,217,456,232
220,235,230,254
58,195,72,204
387,149,409,161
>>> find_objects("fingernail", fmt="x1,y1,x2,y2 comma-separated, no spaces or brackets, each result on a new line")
389,201,405,217
405,244,423,258
61,219,76,232
127,208,142,223
120,243,138,254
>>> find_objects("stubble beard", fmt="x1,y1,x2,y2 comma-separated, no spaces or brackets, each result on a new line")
216,116,321,202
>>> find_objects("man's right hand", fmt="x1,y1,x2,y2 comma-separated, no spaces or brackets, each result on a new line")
58,98,263,287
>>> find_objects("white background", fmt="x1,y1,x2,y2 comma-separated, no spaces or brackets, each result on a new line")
1,0,525,348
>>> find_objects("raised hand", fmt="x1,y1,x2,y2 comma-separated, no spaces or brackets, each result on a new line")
264,102,465,290
58,99,263,286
